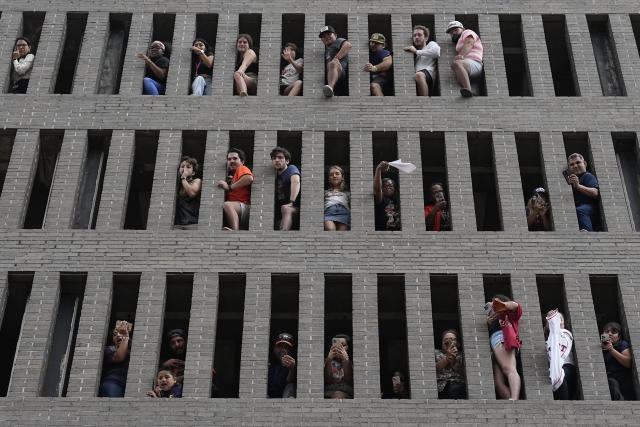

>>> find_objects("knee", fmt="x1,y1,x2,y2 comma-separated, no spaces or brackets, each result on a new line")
370,82,380,91
331,390,349,399
233,71,243,80
293,80,302,89
414,72,425,82
451,60,463,71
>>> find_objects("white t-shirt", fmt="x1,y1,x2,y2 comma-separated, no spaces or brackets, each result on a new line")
280,58,303,86
414,41,440,78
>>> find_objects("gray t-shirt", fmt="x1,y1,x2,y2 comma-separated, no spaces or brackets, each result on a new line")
325,37,349,70
280,58,303,86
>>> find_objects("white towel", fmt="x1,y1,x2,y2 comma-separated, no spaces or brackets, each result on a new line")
388,159,416,174
546,311,573,391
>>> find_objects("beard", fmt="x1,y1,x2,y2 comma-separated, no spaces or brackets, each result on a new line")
452,33,461,43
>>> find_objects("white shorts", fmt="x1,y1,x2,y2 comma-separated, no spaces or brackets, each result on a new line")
464,58,483,78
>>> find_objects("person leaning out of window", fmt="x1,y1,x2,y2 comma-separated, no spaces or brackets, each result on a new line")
9,36,34,94
190,38,214,96
601,321,635,400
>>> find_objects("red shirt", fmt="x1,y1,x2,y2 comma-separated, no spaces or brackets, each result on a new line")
226,165,252,204
424,205,442,231
499,303,522,351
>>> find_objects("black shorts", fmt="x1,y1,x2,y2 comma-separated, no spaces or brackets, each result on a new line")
371,74,389,87
418,69,434,92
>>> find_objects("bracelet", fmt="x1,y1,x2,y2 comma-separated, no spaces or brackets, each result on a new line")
289,200,296,204
372,66,378,72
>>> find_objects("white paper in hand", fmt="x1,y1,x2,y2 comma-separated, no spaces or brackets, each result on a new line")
388,159,416,174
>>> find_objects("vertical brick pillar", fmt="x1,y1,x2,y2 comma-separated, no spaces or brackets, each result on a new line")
0,12,23,93
348,13,368,97
478,14,509,97
300,131,324,231
211,12,238,97
72,12,109,94
521,14,554,97
146,130,182,230
44,130,87,229
397,131,424,232
124,271,166,397
564,272,611,400
565,14,601,97
391,14,414,98
238,272,270,397
493,132,528,232
589,132,633,232
66,272,112,397
458,272,495,398
609,14,640,98
118,13,152,95
0,130,39,228
350,131,374,232
445,131,476,232
539,132,579,231
165,13,193,96
405,272,438,399
7,271,60,396
252,131,276,231
352,272,380,398
303,14,324,96
436,14,457,97
182,272,218,397
256,12,280,97
199,130,227,230
0,272,7,324
27,12,65,94
297,272,324,398
94,130,135,230
618,273,640,394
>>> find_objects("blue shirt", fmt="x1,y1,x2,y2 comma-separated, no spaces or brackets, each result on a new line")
369,49,391,76
275,165,301,208
572,171,598,207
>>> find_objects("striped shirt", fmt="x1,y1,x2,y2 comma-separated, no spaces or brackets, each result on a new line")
456,29,483,63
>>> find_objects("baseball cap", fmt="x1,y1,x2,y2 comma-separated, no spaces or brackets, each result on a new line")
275,332,295,347
369,33,386,44
318,25,336,38
167,328,186,340
446,21,463,33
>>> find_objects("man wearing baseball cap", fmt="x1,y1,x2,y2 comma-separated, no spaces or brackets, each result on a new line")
267,332,297,398
319,25,352,97
161,329,187,383
364,33,393,96
446,20,483,97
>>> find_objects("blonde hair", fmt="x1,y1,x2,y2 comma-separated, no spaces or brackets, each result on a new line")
326,165,347,192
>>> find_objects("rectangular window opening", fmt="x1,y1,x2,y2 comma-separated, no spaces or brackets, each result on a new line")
589,275,638,400
468,132,502,231
144,14,176,95
21,12,46,55
324,14,348,96
411,15,439,96
536,275,583,400
41,272,86,397
373,132,400,231
420,132,450,231
274,131,301,231
0,129,17,197
499,15,532,96
191,14,218,95
97,13,131,94
24,130,65,229
612,132,640,230
72,130,111,229
0,272,34,397
324,131,350,231
324,273,353,399
587,15,626,96
515,132,553,231
280,14,305,96
430,274,466,399
562,132,606,231
123,131,159,230
267,274,299,398
368,14,394,96
631,15,640,58
53,13,88,94
174,131,206,227
235,14,262,96
378,274,410,399
213,273,246,398
482,274,526,400
454,14,486,96
542,15,579,96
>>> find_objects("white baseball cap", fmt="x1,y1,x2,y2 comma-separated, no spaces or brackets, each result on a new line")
446,21,463,33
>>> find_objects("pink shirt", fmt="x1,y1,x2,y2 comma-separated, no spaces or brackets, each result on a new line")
456,29,483,63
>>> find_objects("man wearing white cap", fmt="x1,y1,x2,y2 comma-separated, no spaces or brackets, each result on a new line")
319,25,352,97
446,20,483,97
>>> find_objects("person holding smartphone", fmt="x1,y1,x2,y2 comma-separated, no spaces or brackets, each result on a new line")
324,334,353,398
601,322,634,400
99,320,132,397
267,332,297,398
526,187,551,231
9,37,34,94
435,329,466,398
424,182,451,231
565,153,599,231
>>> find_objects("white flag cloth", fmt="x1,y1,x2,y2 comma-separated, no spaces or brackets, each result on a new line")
388,159,416,174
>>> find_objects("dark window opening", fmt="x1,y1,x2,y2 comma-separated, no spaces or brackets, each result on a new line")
123,131,159,230
515,132,553,230
268,274,299,398
536,275,583,400
590,275,638,400
542,15,579,96
213,274,246,398
378,274,410,399
612,132,640,230
41,273,86,397
152,14,175,56
158,274,193,383
234,14,262,95
324,131,350,231
373,131,400,231
454,14,486,96
54,13,88,94
96,13,131,94
274,131,301,231
468,132,502,231
0,129,17,197
483,274,526,400
420,132,449,230
0,272,34,397
562,132,606,231
280,14,305,96
430,274,467,399
411,15,440,96
24,130,65,229
368,14,394,96
587,15,625,96
20,12,46,55
631,15,640,57
499,15,532,96
190,14,218,94
324,273,353,399
73,131,111,229
174,131,206,227
325,14,348,96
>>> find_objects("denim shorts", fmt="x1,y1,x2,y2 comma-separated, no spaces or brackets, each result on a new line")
490,330,504,351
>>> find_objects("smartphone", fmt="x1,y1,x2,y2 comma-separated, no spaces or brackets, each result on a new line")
332,338,339,347
601,333,610,343
562,169,571,184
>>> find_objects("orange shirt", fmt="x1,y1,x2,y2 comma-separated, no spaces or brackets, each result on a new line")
226,165,252,204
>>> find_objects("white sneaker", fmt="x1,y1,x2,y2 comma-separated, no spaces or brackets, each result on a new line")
323,85,334,98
